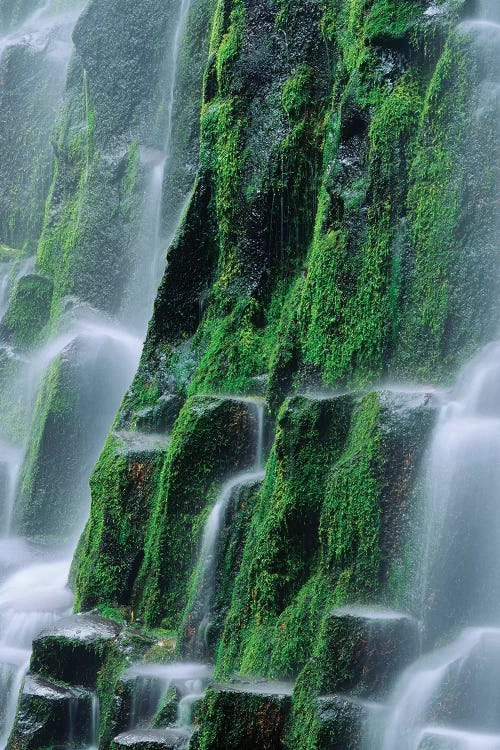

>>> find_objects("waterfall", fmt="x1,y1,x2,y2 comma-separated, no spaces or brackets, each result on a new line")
0,0,196,746
123,662,213,731
124,0,194,332
187,399,266,657
120,399,266,739
364,348,500,749
362,10,500,746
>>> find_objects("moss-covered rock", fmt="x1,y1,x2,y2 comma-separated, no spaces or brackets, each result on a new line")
314,694,378,750
14,330,138,543
191,680,293,750
317,606,419,698
134,395,261,628
216,389,435,683
1,274,53,349
74,431,169,613
7,676,93,750
30,614,122,688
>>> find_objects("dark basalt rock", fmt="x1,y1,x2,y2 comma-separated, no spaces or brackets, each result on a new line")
8,675,93,750
30,614,122,688
316,694,383,750
321,605,419,698
191,679,293,750
134,394,184,434
112,728,191,750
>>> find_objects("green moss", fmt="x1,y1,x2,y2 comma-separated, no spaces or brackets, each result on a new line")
135,396,256,628
1,274,53,349
75,433,167,612
216,395,353,679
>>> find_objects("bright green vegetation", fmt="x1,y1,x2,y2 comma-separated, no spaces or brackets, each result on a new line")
2,0,498,747
72,0,496,744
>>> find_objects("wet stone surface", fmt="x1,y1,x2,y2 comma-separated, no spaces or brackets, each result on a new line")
30,613,122,688
9,675,93,750
322,605,420,698
316,693,383,750
112,728,191,750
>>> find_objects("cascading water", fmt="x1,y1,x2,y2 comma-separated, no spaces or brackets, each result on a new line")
363,8,500,748
124,0,194,333
120,399,266,741
369,342,500,750
0,0,196,746
187,398,266,656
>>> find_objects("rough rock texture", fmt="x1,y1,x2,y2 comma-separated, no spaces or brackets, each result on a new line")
191,680,294,750
112,728,190,750
319,605,419,697
8,676,93,750
30,614,122,688
14,331,138,543
315,694,380,750
2,0,499,749
0,274,53,349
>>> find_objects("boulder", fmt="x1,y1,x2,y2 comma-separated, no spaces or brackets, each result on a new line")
30,614,122,688
191,679,293,750
8,675,93,750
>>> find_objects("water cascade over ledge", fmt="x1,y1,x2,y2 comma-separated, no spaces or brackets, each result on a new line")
0,0,195,746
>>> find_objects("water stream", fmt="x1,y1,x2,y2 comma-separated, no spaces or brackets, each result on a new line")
362,8,500,747
0,0,195,746
122,399,267,739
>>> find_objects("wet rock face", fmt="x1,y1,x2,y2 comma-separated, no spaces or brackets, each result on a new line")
321,606,419,698
113,728,190,750
30,614,122,689
0,274,53,349
73,0,177,147
73,431,169,612
8,676,93,750
134,395,183,433
191,680,293,750
315,694,378,750
15,331,138,543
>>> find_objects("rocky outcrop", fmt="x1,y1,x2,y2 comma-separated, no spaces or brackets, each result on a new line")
191,680,294,750
31,614,122,688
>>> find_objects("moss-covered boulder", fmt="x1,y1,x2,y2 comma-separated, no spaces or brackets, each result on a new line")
315,694,380,750
30,614,122,689
318,606,419,698
1,274,53,349
191,680,294,750
7,676,93,750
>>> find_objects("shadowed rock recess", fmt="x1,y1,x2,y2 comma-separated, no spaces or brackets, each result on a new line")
0,0,499,748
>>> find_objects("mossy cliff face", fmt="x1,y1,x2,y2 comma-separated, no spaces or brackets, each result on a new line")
0,0,214,543
30,0,498,747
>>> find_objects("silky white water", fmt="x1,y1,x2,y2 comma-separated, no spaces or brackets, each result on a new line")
362,6,500,749
187,398,266,656
0,0,195,746
122,400,266,738
124,0,194,332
